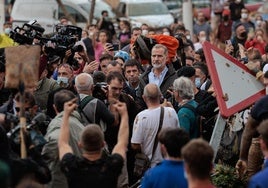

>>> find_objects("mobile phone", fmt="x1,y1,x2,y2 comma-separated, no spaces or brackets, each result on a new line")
113,43,120,51
225,40,232,45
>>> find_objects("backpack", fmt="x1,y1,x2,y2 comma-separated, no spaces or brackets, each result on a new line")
78,95,107,131
179,103,218,141
178,103,203,138
78,95,94,123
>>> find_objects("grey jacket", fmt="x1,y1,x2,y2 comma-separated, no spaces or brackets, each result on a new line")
42,111,84,188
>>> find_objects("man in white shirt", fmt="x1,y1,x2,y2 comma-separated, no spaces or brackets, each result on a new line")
131,83,179,167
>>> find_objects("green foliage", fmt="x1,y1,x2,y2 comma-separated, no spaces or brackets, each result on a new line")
211,164,248,188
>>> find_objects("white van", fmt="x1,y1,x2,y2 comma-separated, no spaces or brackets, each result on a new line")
116,0,174,28
10,0,115,34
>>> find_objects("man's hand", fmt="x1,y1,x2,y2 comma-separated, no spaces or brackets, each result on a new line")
62,49,72,64
64,98,78,116
225,43,234,55
83,60,99,74
161,98,173,108
113,101,127,117
235,159,247,177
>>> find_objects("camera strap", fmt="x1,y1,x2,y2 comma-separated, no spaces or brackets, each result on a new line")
78,95,94,125
150,106,164,162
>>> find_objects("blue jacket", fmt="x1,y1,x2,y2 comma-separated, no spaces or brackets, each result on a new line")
248,159,268,188
141,160,188,188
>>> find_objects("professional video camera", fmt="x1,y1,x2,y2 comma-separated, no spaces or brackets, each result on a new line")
44,24,82,57
10,20,45,45
10,20,82,59
6,113,50,152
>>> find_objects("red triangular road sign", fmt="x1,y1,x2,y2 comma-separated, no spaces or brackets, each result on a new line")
203,41,265,118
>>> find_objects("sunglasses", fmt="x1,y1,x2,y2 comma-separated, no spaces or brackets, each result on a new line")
15,107,31,112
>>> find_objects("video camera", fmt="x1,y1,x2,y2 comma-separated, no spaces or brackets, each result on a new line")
10,20,82,60
44,24,82,57
6,113,50,151
10,20,45,45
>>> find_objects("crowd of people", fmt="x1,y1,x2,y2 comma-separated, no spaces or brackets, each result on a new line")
0,0,268,187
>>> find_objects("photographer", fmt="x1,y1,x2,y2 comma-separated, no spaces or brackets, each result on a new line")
2,92,49,154
0,92,51,187
74,73,117,128
0,123,51,187
0,92,42,129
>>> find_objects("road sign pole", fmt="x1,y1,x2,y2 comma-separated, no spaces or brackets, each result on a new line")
209,113,226,161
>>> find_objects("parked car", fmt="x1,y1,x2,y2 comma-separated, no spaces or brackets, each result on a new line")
194,0,264,20
115,0,174,28
163,0,182,20
10,0,115,34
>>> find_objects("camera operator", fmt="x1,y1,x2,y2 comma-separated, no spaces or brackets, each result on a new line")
0,122,51,187
0,92,37,129
0,91,51,187
75,73,118,128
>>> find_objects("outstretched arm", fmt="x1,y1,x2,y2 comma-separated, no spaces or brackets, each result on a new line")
58,98,77,160
112,101,129,160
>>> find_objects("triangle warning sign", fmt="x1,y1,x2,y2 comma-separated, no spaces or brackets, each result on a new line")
202,41,265,118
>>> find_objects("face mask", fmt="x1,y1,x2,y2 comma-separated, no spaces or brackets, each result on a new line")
236,0,241,3
240,31,247,38
4,28,11,35
186,35,191,40
199,36,206,42
57,76,69,87
241,13,248,19
163,32,170,36
142,30,148,36
256,20,262,26
223,15,229,21
195,77,201,88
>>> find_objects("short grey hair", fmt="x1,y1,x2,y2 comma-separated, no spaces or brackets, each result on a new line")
152,44,168,56
173,76,194,100
75,73,94,92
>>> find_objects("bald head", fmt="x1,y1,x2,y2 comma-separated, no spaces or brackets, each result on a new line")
75,73,94,93
143,83,162,103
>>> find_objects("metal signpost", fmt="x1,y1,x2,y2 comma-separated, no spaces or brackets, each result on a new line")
202,41,265,159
